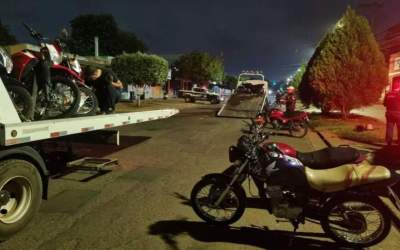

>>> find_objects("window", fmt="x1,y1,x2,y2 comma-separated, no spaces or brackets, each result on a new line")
394,57,400,71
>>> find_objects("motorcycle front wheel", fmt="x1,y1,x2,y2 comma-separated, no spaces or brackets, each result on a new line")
191,176,246,226
41,76,81,119
289,120,308,138
320,195,391,248
7,85,34,121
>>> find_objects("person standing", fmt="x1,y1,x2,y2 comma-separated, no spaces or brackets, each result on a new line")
285,86,297,113
384,89,400,146
127,83,135,102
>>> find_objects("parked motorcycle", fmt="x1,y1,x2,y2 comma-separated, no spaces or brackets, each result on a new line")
50,38,98,116
0,46,34,121
225,119,365,197
191,118,400,248
265,106,309,138
11,23,81,120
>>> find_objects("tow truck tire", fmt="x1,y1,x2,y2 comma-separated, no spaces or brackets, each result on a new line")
184,96,191,103
0,160,42,241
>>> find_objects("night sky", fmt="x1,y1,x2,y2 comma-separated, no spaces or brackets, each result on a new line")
1,0,399,80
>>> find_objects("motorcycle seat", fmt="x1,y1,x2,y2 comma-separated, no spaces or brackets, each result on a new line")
297,147,360,169
305,163,391,193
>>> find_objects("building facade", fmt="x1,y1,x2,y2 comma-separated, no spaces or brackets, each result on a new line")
382,24,400,91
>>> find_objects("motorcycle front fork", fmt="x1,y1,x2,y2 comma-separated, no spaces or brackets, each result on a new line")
213,159,249,207
388,186,400,211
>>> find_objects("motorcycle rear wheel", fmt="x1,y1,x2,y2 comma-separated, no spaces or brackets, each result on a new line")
74,86,98,116
320,195,391,248
289,120,308,138
191,176,246,226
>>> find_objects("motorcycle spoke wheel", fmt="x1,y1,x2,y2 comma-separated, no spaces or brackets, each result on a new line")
191,177,246,225
75,87,98,116
42,77,80,119
289,121,307,138
195,184,239,221
321,196,391,248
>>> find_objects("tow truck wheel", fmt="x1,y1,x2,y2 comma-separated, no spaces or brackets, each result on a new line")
184,96,191,103
0,159,42,241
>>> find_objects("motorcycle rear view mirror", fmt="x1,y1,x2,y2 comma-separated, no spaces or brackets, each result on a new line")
22,22,44,42
60,28,69,40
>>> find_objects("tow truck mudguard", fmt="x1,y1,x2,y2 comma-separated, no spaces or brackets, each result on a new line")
0,145,49,199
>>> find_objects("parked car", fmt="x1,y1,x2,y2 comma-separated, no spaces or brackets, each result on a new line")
179,87,222,104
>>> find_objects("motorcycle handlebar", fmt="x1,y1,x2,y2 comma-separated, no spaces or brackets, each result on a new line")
22,22,44,42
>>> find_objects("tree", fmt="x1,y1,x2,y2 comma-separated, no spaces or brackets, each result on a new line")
174,51,224,83
299,7,387,118
0,19,16,46
111,52,169,85
117,30,147,54
68,14,147,56
223,75,238,89
290,64,306,89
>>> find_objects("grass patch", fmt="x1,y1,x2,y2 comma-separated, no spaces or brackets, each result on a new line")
310,112,387,145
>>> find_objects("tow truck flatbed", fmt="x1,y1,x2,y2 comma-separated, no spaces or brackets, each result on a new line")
0,109,178,146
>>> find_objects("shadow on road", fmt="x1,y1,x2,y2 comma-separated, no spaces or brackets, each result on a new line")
174,192,268,210
148,219,356,250
44,135,151,180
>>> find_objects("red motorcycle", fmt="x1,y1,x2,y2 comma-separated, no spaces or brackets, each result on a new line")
266,107,309,137
11,23,81,119
50,38,98,116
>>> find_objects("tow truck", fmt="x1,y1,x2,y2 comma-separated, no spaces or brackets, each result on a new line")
0,78,178,240
217,71,268,118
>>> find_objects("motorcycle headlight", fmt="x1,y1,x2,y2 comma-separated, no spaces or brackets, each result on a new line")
229,146,242,162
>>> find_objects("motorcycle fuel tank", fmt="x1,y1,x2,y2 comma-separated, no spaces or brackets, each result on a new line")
266,155,308,188
262,142,297,158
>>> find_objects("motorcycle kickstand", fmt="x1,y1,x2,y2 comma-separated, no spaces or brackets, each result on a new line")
288,220,299,248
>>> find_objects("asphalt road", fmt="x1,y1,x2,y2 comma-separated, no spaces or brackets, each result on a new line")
1,103,399,250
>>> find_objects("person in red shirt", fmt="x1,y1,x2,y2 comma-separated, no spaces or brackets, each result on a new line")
383,89,400,146
285,86,296,113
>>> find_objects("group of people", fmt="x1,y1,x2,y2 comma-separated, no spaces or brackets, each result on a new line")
85,67,123,114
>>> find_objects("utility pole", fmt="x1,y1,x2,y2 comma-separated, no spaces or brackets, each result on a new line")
94,36,99,57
